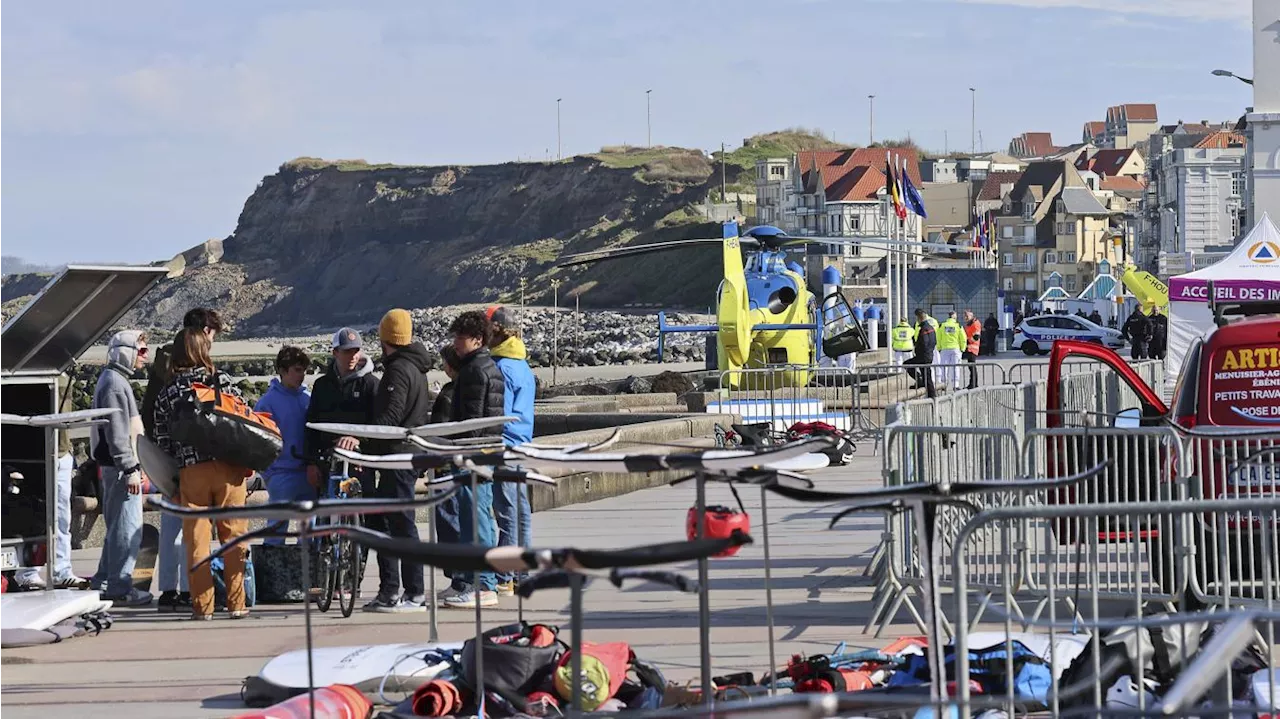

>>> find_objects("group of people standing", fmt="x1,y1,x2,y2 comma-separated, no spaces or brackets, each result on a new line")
891,309,989,398
1120,306,1168,360
79,303,536,620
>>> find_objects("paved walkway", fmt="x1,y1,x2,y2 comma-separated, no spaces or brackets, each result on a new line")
2,449,904,718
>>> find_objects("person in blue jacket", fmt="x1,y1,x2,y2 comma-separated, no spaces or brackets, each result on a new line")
254,346,313,544
485,306,535,596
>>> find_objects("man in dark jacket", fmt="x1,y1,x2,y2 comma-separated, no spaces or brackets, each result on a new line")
439,310,503,609
902,308,937,398
1121,309,1151,360
363,310,433,614
303,327,379,484
1149,310,1168,360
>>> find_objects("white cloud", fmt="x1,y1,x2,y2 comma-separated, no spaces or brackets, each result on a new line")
953,0,1250,23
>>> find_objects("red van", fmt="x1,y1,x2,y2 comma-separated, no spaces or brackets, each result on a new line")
1046,315,1280,603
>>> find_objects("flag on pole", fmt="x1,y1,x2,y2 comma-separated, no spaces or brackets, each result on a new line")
901,160,927,218
885,154,904,220
891,156,907,221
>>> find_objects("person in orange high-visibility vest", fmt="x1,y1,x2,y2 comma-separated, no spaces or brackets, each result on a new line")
962,310,982,390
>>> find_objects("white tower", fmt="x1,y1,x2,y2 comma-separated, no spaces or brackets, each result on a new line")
1247,0,1280,225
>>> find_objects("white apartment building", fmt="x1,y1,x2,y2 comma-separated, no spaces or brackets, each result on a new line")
1154,132,1247,256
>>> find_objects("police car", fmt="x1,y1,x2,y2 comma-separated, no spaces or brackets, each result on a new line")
1013,314,1125,355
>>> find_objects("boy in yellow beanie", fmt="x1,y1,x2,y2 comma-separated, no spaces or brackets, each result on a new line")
364,308,433,613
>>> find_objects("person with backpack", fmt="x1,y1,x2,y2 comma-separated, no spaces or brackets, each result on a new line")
143,307,221,613
89,330,153,607
253,346,312,544
364,309,433,614
485,306,535,597
152,329,251,620
440,310,505,609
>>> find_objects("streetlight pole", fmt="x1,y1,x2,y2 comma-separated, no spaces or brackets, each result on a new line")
646,89,652,147
969,87,976,155
1211,69,1254,85
557,98,563,160
551,279,562,385
867,95,875,146
519,277,527,331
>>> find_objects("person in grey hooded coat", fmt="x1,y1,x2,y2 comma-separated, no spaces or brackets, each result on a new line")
89,330,153,607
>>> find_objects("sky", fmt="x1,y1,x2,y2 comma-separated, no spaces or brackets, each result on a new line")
1,0,1255,266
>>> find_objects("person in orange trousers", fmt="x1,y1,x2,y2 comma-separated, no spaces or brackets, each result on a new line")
151,328,251,619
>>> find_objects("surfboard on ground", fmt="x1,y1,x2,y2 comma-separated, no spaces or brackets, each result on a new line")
243,641,464,706
0,589,109,632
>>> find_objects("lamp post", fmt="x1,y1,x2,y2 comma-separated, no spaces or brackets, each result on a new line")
646,89,652,147
867,95,875,146
519,277,527,330
550,279,562,385
969,87,977,155
557,98,563,160
1211,69,1254,85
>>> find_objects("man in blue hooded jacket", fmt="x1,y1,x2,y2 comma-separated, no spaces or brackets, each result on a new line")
254,346,312,543
486,306,535,596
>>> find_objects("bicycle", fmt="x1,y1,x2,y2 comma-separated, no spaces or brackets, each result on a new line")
312,460,366,618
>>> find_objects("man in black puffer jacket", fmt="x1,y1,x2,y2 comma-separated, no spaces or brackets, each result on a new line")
438,310,504,609
363,310,434,614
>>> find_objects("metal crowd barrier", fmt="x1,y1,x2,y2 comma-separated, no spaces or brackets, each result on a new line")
714,365,857,435
951,498,1280,719
850,362,1009,445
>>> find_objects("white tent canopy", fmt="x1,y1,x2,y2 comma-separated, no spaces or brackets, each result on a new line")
1165,213,1280,386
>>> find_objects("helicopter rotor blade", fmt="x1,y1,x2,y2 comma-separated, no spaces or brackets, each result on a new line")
783,235,987,255
556,238,728,267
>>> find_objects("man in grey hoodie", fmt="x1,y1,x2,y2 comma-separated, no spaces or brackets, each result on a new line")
89,330,153,607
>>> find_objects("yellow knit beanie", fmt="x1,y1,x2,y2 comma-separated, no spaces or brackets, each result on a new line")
379,309,413,346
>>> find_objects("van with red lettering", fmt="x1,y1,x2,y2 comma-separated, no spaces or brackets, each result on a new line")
1046,314,1279,604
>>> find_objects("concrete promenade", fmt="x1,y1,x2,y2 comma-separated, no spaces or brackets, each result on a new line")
2,450,902,718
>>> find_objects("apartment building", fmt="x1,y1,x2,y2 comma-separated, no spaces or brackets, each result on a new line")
994,161,1114,304
1150,130,1247,258
1103,104,1159,149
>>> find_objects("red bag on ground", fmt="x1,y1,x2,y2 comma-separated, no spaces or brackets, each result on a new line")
231,684,371,719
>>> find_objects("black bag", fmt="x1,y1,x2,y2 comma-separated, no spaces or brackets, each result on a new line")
170,376,282,471
458,622,563,704
253,543,320,603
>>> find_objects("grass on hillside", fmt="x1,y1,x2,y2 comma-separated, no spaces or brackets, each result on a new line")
589,145,713,184
281,157,409,172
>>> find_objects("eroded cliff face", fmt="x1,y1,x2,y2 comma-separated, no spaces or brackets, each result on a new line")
122,154,723,334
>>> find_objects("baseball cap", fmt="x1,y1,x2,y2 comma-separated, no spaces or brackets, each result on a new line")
331,327,362,350
485,305,516,327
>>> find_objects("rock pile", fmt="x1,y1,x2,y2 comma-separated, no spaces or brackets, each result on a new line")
298,307,711,370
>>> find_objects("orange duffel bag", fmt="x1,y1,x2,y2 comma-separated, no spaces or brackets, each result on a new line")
231,684,372,719
171,379,283,471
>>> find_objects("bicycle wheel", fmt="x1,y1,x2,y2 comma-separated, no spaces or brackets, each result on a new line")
338,522,360,618
314,537,337,613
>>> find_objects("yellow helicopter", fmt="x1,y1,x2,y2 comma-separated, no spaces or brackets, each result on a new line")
558,221,974,388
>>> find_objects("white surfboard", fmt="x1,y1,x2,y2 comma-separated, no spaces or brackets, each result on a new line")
0,590,110,632
257,641,464,693
507,437,834,474
0,408,118,428
306,422,412,441
137,435,179,498
409,416,517,437
765,452,831,472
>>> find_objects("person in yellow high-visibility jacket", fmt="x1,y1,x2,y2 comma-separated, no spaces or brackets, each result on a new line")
891,319,915,366
937,311,965,390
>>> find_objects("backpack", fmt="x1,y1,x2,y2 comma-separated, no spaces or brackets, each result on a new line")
457,622,563,706
553,641,634,711
888,640,1053,707
171,378,282,471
